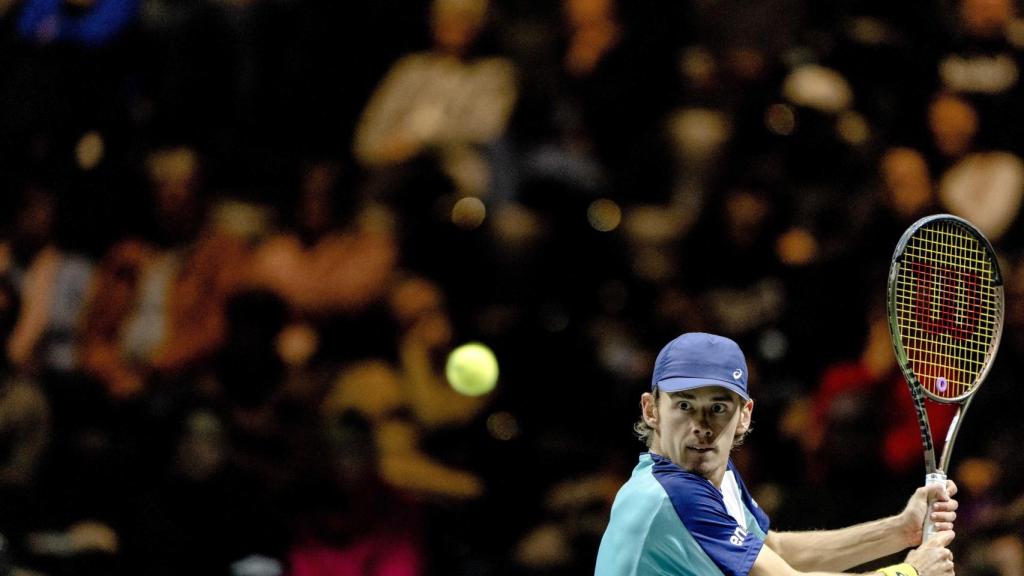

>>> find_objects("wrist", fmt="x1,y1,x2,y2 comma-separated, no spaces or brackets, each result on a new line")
877,563,919,576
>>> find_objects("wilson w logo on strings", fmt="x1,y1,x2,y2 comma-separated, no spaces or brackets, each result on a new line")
907,259,983,340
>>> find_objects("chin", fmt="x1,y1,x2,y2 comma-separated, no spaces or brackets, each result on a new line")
689,461,716,477
672,455,706,474
680,452,723,476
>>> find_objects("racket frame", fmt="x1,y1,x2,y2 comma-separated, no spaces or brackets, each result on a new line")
886,214,1004,538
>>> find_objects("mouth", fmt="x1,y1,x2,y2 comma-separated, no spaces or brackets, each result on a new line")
686,446,715,454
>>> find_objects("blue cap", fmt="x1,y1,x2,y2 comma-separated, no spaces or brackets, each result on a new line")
652,333,749,400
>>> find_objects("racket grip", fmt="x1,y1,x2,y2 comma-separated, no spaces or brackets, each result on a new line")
922,471,947,541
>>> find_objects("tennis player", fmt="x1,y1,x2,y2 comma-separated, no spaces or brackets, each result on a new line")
595,332,957,576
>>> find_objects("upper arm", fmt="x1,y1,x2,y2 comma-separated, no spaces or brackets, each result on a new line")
750,540,799,576
353,57,421,159
763,530,782,554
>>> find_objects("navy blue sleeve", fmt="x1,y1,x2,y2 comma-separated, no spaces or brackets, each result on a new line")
652,460,764,576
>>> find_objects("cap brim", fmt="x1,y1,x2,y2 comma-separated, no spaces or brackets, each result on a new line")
656,377,749,401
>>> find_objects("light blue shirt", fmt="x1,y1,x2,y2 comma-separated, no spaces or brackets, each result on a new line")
595,453,769,576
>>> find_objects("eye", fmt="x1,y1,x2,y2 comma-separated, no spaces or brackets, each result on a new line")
676,401,692,411
711,403,728,414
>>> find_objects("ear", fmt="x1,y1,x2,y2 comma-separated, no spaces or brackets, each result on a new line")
736,399,754,436
641,392,659,429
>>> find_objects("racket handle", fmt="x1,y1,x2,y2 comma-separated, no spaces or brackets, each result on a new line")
922,471,947,541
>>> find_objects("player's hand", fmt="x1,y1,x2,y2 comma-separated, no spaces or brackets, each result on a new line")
904,530,955,576
900,480,959,547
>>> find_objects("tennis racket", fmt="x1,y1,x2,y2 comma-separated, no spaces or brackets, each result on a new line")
887,214,1004,540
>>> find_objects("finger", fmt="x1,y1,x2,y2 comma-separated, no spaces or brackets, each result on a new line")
931,522,954,533
926,481,951,501
932,499,959,512
945,479,958,497
911,485,932,509
931,509,957,522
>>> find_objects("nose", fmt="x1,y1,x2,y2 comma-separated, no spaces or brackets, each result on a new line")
692,414,713,441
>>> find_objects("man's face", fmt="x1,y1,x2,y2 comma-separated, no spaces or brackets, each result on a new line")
643,386,752,486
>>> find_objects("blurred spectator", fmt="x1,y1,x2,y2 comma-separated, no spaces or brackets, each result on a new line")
246,159,398,316
0,266,121,575
7,245,94,374
5,187,96,376
287,411,423,576
855,146,941,288
823,1,942,142
938,0,1024,151
513,470,620,575
881,147,939,223
773,63,873,265
927,92,1024,243
780,307,958,527
929,91,981,162
5,187,57,280
321,340,487,498
133,0,237,153
125,406,286,576
964,533,1024,576
351,0,514,299
685,0,802,84
80,146,247,400
391,276,490,430
353,0,516,198
0,373,48,491
552,0,675,203
0,275,51,547
320,355,487,573
680,187,785,339
215,289,293,488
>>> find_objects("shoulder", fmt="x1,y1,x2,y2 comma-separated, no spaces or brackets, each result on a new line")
608,456,671,511
650,456,724,508
380,53,435,83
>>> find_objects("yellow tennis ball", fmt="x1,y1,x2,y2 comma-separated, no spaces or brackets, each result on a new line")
445,342,499,396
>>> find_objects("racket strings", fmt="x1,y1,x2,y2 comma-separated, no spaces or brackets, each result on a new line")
894,220,999,399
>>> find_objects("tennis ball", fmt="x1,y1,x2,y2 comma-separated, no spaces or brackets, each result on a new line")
445,342,499,396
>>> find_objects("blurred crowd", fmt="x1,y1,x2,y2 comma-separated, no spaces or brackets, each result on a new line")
2,0,1024,574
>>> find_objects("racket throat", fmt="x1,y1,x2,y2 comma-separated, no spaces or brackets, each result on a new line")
937,408,965,472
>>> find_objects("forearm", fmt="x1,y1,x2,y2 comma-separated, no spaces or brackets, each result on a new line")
753,539,914,576
765,515,913,572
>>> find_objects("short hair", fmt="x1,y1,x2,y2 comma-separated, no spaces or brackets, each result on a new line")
634,386,752,449
633,387,660,448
